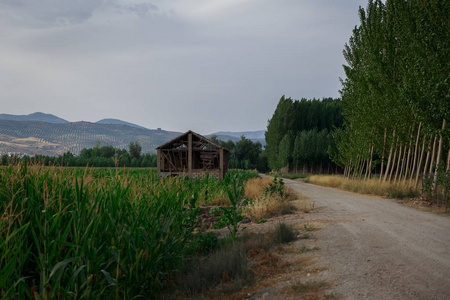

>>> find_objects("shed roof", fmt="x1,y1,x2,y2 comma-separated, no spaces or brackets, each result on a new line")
156,130,228,151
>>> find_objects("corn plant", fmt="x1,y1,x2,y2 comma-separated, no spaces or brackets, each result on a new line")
0,164,257,299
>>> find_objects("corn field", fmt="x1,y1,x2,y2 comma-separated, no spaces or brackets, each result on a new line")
0,164,256,299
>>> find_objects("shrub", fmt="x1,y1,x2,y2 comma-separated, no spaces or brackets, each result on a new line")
176,243,249,294
270,222,297,244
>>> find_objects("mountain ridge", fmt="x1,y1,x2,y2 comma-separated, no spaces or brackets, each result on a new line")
0,113,265,156
95,118,148,130
0,112,69,124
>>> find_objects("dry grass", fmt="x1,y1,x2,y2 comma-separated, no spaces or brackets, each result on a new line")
307,175,420,199
243,177,306,219
244,177,273,199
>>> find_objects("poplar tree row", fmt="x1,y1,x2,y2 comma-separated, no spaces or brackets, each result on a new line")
334,0,449,190
265,96,343,173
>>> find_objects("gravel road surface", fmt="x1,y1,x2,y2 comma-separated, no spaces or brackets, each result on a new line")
286,179,450,300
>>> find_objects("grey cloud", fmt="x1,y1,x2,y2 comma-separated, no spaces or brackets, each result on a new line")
1,0,367,133
0,0,106,27
118,3,159,19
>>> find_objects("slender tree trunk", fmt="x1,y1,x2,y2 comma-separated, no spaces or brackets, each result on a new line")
363,146,370,180
380,128,387,181
410,122,422,183
358,155,365,179
388,144,398,182
394,144,403,184
423,135,433,180
384,130,396,181
432,119,446,196
394,145,403,184
400,145,409,184
429,136,438,175
403,129,414,181
365,146,374,180
414,136,427,188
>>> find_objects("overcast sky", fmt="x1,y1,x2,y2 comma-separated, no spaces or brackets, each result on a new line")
0,0,366,134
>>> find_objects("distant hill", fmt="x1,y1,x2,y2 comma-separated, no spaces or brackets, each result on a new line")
207,130,266,146
0,120,180,156
211,130,265,140
0,112,69,124
0,113,266,156
96,118,148,130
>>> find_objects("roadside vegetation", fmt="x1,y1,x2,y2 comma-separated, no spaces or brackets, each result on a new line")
265,97,343,174
0,163,258,299
307,175,420,200
332,0,449,206
243,176,303,221
0,159,320,299
263,0,448,207
4,136,270,172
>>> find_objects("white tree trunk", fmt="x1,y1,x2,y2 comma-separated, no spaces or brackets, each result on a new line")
389,144,398,182
429,136,438,175
414,137,427,188
410,122,422,183
432,119,446,195
380,128,387,181
394,145,403,184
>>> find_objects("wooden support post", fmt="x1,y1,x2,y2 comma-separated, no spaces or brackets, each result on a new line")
219,148,224,180
157,149,161,177
188,132,193,178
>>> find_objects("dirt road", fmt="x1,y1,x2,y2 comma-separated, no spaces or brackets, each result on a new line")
286,179,450,300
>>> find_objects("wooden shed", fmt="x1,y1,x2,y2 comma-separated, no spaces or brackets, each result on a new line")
156,130,229,179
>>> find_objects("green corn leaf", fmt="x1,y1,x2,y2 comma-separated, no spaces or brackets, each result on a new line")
49,257,77,279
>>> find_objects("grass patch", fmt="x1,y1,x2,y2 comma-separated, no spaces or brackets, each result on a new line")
291,280,331,294
299,245,320,254
278,173,310,180
243,177,299,219
270,222,297,244
175,242,250,295
307,175,420,199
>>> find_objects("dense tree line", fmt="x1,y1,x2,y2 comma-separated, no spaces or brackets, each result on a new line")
2,142,158,168
210,135,269,172
334,0,449,193
265,96,343,173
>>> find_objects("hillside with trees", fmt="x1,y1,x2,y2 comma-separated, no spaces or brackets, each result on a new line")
210,135,269,172
333,0,449,193
265,96,343,173
5,141,158,168
0,120,180,156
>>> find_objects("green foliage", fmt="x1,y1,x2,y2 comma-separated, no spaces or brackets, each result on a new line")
129,141,142,159
0,164,254,298
265,96,343,172
270,222,297,244
263,177,285,197
335,0,449,182
176,243,249,294
213,135,268,172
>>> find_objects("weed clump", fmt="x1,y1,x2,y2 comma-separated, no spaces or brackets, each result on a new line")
307,175,420,199
244,177,299,219
176,243,250,294
271,222,297,244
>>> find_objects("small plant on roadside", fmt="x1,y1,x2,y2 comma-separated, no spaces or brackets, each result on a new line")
209,206,223,217
299,245,320,254
291,280,331,294
255,217,267,224
263,176,285,197
271,222,297,244
303,223,317,231
219,174,248,240
190,232,219,255
176,242,249,294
